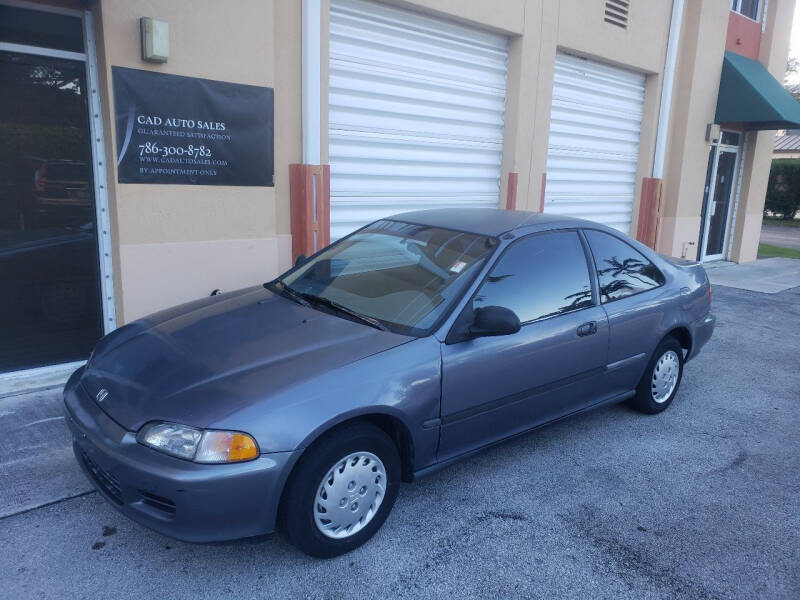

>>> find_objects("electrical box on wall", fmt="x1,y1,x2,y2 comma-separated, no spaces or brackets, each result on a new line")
140,17,169,63
706,123,721,143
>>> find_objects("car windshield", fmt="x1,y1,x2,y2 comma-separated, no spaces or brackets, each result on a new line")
278,220,497,336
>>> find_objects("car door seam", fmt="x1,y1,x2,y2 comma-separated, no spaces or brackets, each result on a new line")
440,365,606,426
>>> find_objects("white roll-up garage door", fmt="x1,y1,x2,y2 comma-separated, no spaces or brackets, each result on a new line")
544,53,645,233
329,0,508,239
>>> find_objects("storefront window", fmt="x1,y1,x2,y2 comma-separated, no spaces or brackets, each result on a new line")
0,51,103,373
0,6,84,53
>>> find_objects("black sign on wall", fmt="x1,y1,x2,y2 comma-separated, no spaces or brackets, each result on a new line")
112,67,274,186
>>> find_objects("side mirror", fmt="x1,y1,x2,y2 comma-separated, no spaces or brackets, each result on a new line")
294,254,308,267
469,306,521,338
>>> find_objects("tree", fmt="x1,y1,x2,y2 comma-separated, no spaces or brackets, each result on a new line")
765,159,800,220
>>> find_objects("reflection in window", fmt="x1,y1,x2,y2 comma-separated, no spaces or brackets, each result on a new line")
0,51,102,373
281,220,496,335
473,231,593,323
584,230,665,303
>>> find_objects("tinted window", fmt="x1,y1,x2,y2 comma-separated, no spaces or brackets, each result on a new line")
0,51,102,373
584,230,665,303
473,231,593,323
732,0,759,20
0,7,84,53
720,131,741,146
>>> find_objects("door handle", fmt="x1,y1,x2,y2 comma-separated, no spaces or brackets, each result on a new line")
577,321,597,337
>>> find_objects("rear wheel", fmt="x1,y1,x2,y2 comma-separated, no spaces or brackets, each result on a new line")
282,422,400,558
629,337,684,414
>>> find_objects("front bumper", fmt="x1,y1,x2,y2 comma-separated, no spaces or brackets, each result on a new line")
63,370,299,542
688,312,716,361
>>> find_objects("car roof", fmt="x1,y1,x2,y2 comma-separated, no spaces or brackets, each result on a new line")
388,208,594,237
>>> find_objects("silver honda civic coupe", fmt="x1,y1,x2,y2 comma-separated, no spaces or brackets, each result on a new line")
64,208,715,557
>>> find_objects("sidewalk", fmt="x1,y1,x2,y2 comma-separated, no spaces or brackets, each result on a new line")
705,257,800,293
0,388,91,519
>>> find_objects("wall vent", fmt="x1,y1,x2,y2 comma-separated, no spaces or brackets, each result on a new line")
604,0,630,28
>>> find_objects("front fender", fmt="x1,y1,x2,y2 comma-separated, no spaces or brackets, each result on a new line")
209,336,442,473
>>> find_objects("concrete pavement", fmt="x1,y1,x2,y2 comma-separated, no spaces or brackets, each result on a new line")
0,389,91,519
706,257,800,293
1,284,799,599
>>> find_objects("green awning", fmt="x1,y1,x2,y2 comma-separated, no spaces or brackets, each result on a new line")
715,50,800,130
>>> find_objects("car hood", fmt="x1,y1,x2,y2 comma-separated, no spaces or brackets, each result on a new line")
81,286,412,431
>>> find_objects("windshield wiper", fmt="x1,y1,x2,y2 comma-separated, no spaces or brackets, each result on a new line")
298,292,389,332
266,280,389,332
264,279,310,307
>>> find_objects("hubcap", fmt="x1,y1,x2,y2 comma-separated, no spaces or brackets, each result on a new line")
651,350,680,403
313,451,387,539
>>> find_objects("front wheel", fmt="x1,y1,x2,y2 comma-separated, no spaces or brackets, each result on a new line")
629,337,684,414
282,422,400,558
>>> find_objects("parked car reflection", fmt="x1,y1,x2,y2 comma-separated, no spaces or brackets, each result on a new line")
26,159,92,228
0,221,100,327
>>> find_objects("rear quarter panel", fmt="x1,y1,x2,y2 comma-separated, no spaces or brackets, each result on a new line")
601,254,705,396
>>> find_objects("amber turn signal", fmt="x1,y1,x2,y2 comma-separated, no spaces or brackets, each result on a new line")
228,433,259,462
194,430,259,463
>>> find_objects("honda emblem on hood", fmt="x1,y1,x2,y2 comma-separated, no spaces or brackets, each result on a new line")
96,388,109,404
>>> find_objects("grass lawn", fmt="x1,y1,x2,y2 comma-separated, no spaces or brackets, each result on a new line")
763,216,800,228
758,243,800,259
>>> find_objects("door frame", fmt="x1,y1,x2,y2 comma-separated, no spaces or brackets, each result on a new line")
699,130,741,262
0,0,115,384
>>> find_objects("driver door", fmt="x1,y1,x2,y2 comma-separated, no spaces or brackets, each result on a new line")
438,230,609,461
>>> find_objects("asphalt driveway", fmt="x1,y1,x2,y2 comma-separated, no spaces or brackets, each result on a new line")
760,223,800,250
1,283,798,599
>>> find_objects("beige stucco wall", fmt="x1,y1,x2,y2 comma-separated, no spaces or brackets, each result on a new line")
94,0,300,322
659,0,797,263
657,0,730,260
729,0,796,263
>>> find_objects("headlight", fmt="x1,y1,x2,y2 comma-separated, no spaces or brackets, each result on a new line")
137,422,259,463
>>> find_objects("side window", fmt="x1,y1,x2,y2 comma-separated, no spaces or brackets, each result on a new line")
584,230,665,303
473,231,593,323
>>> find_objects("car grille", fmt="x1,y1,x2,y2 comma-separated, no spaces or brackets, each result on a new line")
138,490,177,516
79,448,123,505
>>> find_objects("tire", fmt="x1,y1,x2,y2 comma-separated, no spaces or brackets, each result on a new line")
629,337,684,414
282,422,400,558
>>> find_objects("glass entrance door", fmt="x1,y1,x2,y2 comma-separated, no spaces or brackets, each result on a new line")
700,135,740,262
0,50,103,373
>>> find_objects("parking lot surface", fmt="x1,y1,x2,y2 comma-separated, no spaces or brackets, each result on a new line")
1,284,798,599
